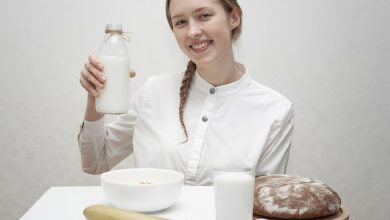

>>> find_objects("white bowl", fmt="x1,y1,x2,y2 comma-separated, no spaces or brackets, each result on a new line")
101,168,184,212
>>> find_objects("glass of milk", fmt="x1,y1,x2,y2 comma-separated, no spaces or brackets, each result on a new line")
213,167,255,220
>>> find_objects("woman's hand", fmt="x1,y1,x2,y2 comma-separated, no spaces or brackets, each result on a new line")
79,55,136,97
80,54,136,121
80,55,105,97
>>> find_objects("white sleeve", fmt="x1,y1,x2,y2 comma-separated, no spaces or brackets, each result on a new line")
77,83,148,175
255,104,294,176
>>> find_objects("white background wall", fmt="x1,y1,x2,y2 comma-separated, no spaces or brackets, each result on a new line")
0,0,389,219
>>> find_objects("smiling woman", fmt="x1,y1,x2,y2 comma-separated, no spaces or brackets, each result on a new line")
78,0,294,186
166,0,243,141
167,0,241,66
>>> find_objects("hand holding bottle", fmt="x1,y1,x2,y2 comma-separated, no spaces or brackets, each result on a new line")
80,24,133,120
80,54,136,121
79,55,136,98
80,55,105,97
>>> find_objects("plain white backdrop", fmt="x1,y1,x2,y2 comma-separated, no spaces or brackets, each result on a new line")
0,0,389,219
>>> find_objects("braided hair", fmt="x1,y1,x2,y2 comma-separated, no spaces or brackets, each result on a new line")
178,60,196,142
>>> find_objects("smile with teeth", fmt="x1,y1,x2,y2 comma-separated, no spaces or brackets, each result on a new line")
191,41,212,51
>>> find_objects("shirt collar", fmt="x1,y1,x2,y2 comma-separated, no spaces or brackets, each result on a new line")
193,66,251,96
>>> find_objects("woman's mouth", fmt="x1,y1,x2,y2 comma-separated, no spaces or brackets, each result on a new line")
190,40,213,53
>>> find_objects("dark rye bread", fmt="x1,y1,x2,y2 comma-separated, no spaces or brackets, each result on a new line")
253,175,341,219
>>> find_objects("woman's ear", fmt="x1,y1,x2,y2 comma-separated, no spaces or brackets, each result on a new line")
229,7,240,30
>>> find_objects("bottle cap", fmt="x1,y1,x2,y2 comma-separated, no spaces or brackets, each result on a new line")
105,24,123,34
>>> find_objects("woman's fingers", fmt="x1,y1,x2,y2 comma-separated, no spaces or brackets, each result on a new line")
89,54,103,70
80,74,99,97
81,68,104,89
87,55,106,83
84,62,105,84
88,55,135,79
80,67,104,98
129,69,136,78
81,55,136,97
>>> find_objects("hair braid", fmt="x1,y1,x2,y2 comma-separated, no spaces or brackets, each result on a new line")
179,60,196,142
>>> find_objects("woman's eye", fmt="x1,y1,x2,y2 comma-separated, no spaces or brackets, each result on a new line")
200,14,211,20
175,20,186,26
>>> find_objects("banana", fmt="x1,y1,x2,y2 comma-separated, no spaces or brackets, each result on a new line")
83,204,169,220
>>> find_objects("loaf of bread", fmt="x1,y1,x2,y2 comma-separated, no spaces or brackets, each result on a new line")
253,175,341,219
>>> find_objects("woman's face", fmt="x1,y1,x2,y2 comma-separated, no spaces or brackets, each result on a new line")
169,0,239,67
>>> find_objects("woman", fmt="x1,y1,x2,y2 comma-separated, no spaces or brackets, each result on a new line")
78,0,294,186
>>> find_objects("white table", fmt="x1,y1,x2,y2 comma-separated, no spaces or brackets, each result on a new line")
20,185,348,220
21,186,217,220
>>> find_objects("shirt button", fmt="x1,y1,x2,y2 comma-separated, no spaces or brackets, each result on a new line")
202,115,208,122
209,87,216,94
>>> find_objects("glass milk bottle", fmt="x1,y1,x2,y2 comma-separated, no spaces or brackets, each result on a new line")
96,24,130,114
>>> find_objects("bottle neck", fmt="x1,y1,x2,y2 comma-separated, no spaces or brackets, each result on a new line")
105,29,123,34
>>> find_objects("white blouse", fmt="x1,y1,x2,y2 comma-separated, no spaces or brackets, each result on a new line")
78,70,294,186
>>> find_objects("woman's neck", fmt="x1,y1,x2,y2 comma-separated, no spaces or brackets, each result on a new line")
196,58,244,87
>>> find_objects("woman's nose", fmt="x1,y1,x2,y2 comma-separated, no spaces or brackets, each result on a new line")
187,21,202,38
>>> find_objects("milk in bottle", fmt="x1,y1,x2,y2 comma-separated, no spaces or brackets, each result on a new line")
96,24,130,114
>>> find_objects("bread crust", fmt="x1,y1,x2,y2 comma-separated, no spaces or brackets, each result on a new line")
253,175,341,219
